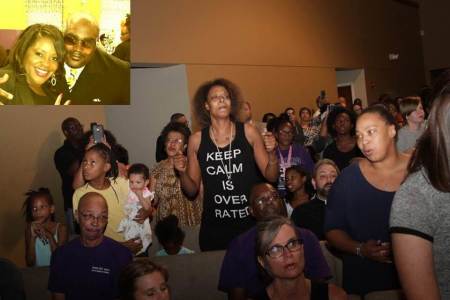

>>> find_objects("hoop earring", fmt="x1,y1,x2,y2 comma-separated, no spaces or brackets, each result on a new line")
50,73,56,86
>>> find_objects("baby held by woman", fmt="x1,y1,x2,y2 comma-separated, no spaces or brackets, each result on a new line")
118,163,154,255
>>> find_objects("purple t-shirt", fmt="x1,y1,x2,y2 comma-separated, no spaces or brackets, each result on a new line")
218,226,331,297
277,143,314,197
48,237,132,300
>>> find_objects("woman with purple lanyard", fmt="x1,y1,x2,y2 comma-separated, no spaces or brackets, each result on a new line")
274,117,314,201
173,78,279,251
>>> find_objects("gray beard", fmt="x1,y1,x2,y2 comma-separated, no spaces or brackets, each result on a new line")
316,188,329,201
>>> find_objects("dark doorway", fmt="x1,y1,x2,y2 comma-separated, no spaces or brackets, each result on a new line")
337,85,353,108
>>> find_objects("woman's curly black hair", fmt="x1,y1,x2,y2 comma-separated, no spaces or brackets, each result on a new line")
326,106,357,138
193,78,242,128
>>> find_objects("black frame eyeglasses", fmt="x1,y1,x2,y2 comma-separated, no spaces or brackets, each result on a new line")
265,238,303,258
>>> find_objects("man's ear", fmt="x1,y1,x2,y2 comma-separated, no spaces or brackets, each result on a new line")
249,206,254,217
50,205,55,214
389,124,396,139
311,178,317,190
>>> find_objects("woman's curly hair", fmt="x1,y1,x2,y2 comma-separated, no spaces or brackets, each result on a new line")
193,78,242,128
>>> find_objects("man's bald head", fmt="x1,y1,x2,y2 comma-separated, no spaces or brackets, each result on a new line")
250,183,276,205
249,183,286,221
78,192,108,213
65,12,100,37
77,192,108,244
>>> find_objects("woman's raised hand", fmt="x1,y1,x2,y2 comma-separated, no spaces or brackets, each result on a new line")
262,131,277,153
54,93,71,105
173,150,188,173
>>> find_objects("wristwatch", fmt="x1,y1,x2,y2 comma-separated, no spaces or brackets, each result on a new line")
356,243,364,257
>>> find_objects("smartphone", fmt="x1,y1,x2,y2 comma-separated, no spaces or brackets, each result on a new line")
320,90,326,100
327,104,337,113
91,122,104,144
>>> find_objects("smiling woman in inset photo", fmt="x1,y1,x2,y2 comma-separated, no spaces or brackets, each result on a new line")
0,24,67,105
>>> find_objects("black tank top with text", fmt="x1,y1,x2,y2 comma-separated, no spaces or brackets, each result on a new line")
197,122,262,251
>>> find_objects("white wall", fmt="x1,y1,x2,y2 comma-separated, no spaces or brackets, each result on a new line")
105,65,191,168
336,69,368,107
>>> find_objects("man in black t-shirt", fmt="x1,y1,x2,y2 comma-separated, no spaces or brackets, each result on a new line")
54,117,84,234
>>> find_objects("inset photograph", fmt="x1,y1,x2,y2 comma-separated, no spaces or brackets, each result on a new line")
0,0,130,105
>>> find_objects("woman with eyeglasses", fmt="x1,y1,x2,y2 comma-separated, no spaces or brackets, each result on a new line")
255,216,346,300
119,259,171,300
0,24,69,105
174,78,279,251
273,117,314,203
150,122,202,227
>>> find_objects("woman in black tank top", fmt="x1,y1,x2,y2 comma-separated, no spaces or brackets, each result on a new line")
255,217,346,300
173,78,279,251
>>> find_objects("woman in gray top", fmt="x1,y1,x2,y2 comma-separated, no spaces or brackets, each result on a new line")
390,71,450,300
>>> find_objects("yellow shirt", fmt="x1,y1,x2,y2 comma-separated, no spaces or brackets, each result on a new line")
73,177,129,242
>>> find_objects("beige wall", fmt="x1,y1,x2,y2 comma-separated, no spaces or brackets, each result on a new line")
133,0,424,68
185,64,337,128
134,0,425,114
0,107,105,266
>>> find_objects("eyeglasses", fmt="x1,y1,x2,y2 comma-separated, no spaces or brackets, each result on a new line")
80,212,108,223
64,34,96,49
278,129,294,136
266,238,303,258
165,138,184,145
254,192,279,207
208,94,230,102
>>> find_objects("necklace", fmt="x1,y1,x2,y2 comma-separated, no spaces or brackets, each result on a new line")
210,123,233,184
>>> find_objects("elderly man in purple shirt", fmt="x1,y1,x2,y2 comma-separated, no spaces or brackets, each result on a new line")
218,182,331,299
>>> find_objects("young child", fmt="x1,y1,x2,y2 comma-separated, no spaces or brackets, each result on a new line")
117,163,153,255
154,215,194,256
23,188,67,266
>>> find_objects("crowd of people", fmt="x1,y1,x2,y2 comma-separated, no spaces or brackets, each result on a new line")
0,12,130,105
2,71,449,300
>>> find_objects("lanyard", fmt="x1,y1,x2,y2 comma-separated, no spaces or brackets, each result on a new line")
278,145,292,169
